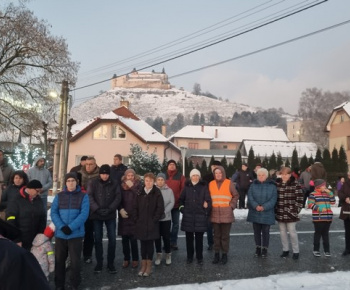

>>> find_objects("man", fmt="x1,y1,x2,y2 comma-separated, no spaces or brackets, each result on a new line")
79,156,100,263
0,149,14,190
0,219,50,290
110,154,127,184
27,156,53,214
299,165,312,207
51,172,89,290
203,160,222,250
88,164,121,274
164,159,185,250
235,163,254,209
70,155,88,173
252,163,262,180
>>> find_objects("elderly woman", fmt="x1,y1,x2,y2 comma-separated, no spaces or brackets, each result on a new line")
247,168,277,258
276,167,304,260
134,173,164,277
209,166,239,265
179,169,212,265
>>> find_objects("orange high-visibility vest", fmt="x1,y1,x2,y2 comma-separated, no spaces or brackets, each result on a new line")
209,179,232,208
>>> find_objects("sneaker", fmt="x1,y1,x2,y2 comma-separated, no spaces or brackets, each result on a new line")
94,264,102,273
155,253,162,266
108,265,117,274
84,257,92,264
280,251,289,258
313,251,321,257
292,253,299,260
165,253,172,265
324,252,331,257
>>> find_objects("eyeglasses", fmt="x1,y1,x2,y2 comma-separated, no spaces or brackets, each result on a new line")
85,163,95,166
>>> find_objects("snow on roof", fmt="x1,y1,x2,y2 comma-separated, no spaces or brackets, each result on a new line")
242,140,317,158
170,125,288,142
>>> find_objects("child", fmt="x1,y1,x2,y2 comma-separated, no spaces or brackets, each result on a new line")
31,222,55,280
308,179,335,257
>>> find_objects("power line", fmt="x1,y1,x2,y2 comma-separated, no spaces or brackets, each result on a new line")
71,0,327,93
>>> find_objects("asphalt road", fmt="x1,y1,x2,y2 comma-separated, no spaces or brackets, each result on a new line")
49,212,350,290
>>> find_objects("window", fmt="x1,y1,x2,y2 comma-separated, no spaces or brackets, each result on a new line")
93,125,107,139
112,125,126,139
188,143,198,149
223,145,228,149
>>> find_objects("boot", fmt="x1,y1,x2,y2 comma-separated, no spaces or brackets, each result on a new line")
143,260,152,277
221,253,228,265
165,253,172,265
155,253,162,266
280,251,289,258
255,246,261,257
138,260,147,276
212,252,220,264
261,247,268,258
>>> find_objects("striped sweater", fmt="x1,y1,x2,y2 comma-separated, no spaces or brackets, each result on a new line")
308,189,335,222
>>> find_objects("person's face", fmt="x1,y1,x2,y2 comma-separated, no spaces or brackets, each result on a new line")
126,172,135,181
156,177,165,187
13,175,24,186
318,185,326,191
242,165,247,171
36,159,45,168
257,172,267,182
168,163,176,171
255,166,262,172
80,160,86,166
27,188,40,198
66,178,77,191
341,177,345,183
113,157,121,166
214,170,223,181
190,174,200,184
144,177,154,189
85,160,96,173
100,173,109,181
281,172,291,182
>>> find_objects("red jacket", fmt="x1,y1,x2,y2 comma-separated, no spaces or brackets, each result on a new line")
165,170,185,208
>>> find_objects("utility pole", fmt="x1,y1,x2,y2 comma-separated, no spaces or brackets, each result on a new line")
59,80,69,189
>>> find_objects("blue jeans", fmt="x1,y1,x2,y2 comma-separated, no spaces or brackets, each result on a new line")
93,219,116,266
171,208,180,246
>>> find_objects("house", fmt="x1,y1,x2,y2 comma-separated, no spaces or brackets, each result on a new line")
68,106,179,169
325,101,350,165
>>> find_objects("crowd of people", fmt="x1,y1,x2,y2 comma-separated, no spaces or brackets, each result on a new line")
0,149,350,290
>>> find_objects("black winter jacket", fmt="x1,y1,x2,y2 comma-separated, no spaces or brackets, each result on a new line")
134,185,164,241
0,184,21,211
110,164,128,184
179,180,212,233
6,187,46,250
88,178,121,220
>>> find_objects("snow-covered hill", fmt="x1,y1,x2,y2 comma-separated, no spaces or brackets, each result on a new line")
71,88,263,123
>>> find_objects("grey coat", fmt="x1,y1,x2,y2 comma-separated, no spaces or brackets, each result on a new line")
26,156,52,197
157,184,174,221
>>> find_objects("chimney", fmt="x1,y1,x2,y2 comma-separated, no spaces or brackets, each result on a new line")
120,100,130,109
201,124,204,132
215,128,218,138
161,125,167,136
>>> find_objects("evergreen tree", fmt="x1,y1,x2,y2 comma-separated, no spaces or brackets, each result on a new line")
200,113,205,125
187,159,194,177
161,158,168,173
269,152,277,170
331,147,339,173
300,154,309,171
291,148,299,170
248,147,255,170
315,148,323,162
255,156,262,167
193,112,200,125
153,117,164,133
262,155,269,169
208,156,215,169
308,155,314,165
285,158,290,168
200,159,208,176
220,156,228,171
233,150,242,172
322,148,332,172
276,152,283,170
184,158,190,177
195,162,201,171
226,162,235,178
129,144,162,176
339,146,348,174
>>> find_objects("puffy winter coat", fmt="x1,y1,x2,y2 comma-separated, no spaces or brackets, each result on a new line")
51,186,89,239
30,234,54,277
157,184,175,221
0,184,21,211
6,187,46,250
134,185,164,241
88,177,121,220
236,169,254,190
247,179,277,225
339,179,350,220
308,189,335,222
110,163,128,184
275,178,304,223
165,170,185,208
179,180,212,233
118,177,142,236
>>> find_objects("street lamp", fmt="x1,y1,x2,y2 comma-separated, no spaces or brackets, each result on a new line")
180,145,187,177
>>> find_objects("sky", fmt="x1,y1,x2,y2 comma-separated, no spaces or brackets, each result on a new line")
14,0,350,114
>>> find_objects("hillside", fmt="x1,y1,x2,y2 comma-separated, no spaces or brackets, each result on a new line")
71,88,263,123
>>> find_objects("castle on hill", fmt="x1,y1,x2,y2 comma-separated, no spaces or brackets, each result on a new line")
111,68,171,90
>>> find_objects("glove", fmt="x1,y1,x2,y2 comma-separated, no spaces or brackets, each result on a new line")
125,180,134,188
179,206,184,214
61,226,72,235
120,208,128,218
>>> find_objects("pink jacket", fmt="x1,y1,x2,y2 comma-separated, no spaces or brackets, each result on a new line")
30,233,55,278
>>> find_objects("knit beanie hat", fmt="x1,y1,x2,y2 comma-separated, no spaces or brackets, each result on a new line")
99,164,111,175
190,169,201,178
65,172,78,183
167,159,177,167
314,179,326,188
27,179,43,189
43,222,55,239
156,173,166,180
124,168,136,176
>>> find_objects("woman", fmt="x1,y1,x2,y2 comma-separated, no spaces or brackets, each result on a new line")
338,173,350,256
179,169,212,265
6,179,46,250
118,169,142,268
134,173,164,277
0,170,29,211
209,166,238,265
337,176,345,207
275,167,304,260
247,168,277,258
154,173,175,266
